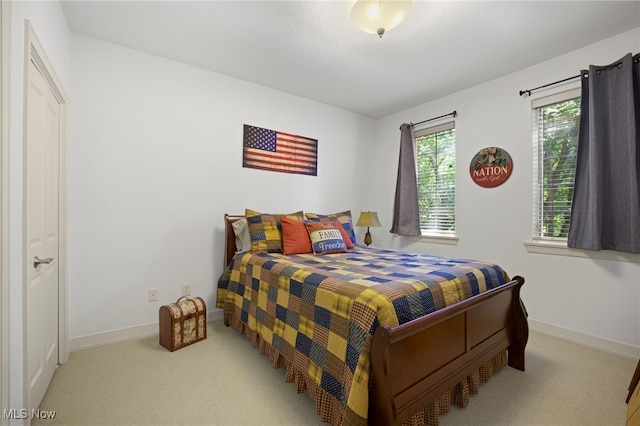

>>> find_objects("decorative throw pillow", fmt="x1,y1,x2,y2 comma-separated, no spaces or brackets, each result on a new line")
281,217,313,255
246,209,304,253
305,210,357,245
231,218,251,253
305,221,348,255
331,220,355,249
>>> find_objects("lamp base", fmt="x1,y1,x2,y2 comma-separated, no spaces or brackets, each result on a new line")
364,229,372,246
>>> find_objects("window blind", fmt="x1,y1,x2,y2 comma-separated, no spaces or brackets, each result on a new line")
415,122,456,233
532,89,580,239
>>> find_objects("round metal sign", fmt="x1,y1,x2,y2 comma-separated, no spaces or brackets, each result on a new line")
469,147,513,188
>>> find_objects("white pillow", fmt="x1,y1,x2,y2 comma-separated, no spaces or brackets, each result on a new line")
231,218,251,253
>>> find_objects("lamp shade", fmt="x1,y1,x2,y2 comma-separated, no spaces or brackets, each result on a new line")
350,0,413,38
356,211,382,228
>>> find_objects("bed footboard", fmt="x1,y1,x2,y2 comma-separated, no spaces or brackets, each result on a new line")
369,276,527,425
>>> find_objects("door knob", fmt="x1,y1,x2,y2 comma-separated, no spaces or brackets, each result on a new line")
33,256,54,268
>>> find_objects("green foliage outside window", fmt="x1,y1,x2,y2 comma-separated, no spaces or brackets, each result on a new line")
537,98,580,238
416,129,455,232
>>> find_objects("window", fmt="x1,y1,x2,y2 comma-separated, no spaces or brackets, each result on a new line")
415,122,455,234
532,88,580,240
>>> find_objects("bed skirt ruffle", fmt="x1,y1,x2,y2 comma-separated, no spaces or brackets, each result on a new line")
401,349,507,425
225,313,507,426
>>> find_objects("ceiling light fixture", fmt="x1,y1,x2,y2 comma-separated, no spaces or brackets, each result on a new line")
350,0,413,38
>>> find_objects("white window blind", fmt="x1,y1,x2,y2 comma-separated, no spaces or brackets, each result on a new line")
532,88,580,240
415,121,455,234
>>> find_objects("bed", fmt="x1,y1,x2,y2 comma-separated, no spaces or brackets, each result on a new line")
217,212,528,425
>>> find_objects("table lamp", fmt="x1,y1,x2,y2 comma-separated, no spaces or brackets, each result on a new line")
356,211,382,246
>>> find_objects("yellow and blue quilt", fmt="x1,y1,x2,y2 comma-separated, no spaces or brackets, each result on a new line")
216,246,509,425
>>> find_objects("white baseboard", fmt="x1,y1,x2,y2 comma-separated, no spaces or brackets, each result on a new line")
529,319,640,360
68,313,639,360
68,310,224,352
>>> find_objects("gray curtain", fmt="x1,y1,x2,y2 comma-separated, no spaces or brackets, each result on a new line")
390,123,421,236
568,53,640,254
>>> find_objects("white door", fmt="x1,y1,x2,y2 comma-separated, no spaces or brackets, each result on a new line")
25,55,60,412
0,3,11,426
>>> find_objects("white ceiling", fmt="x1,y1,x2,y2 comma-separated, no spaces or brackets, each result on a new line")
61,1,640,118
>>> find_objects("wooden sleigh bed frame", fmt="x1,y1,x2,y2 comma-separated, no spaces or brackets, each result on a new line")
221,214,528,425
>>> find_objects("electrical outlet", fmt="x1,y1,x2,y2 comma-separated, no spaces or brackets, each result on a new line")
182,283,191,296
148,288,158,302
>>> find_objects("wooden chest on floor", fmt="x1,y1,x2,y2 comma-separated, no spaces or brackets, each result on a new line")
159,296,207,351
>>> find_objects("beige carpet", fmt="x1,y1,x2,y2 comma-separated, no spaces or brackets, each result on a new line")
34,321,636,426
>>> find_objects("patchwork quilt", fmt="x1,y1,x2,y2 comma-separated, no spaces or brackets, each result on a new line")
216,246,509,426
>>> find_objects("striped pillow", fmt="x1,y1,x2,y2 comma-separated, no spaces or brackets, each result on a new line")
305,210,357,245
305,221,348,255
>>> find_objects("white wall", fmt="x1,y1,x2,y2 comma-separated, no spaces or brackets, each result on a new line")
68,34,375,341
372,28,640,356
5,8,638,419
9,0,71,417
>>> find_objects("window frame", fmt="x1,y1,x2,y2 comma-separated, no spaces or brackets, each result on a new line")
525,87,640,263
414,120,457,241
531,87,580,241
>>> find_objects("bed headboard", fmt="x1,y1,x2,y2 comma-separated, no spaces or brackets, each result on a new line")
223,214,245,268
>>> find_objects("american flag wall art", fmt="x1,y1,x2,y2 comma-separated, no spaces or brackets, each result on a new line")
243,124,318,176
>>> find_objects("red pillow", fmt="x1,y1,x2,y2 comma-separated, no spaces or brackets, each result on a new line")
281,217,313,255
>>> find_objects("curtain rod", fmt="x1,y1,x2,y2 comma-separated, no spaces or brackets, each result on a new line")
519,74,581,97
520,53,639,97
410,110,457,128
